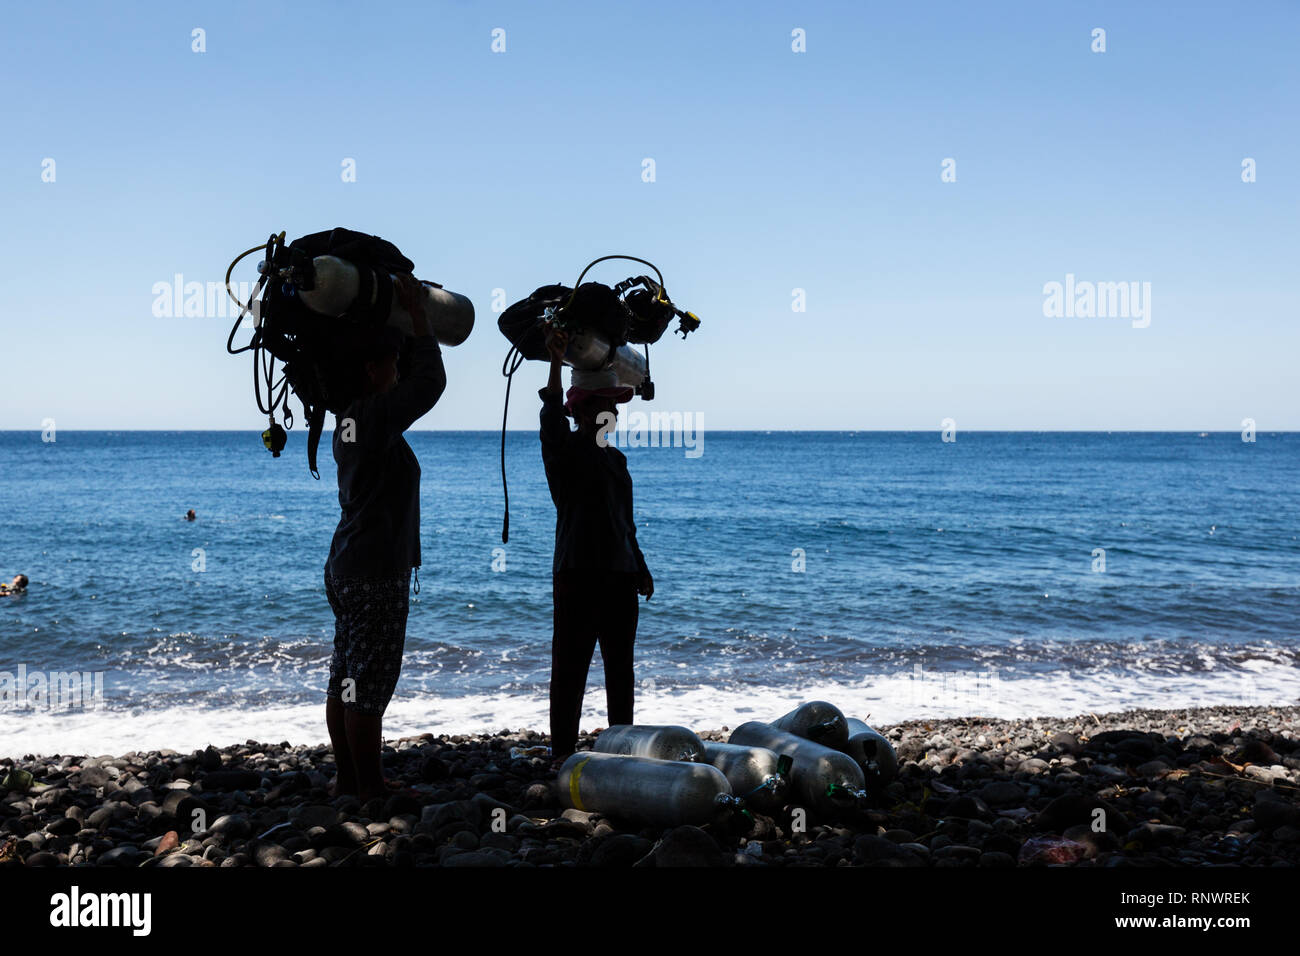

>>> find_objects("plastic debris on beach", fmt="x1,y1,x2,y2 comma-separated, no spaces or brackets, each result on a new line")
1018,836,1089,865
510,745,551,760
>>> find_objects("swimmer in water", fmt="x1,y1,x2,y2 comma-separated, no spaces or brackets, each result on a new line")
0,574,29,596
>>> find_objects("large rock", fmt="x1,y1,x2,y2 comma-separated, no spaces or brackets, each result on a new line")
96,846,145,867
1049,732,1080,754
209,814,251,839
442,849,509,867
978,781,1028,807
1124,823,1186,848
421,800,480,831
932,844,981,866
853,834,924,867
200,770,262,791
1252,793,1299,831
1035,792,1129,834
290,805,339,830
1084,731,1161,762
944,795,993,820
253,842,289,867
160,791,208,826
74,766,112,789
590,834,653,867
644,826,729,867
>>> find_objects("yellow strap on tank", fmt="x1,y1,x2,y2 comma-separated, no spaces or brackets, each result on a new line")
568,756,591,811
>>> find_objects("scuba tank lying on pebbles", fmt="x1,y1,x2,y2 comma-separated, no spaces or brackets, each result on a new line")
729,721,869,818
701,742,792,814
593,724,705,762
772,700,850,750
495,254,701,543
556,752,739,828
223,228,474,477
844,717,899,786
770,701,898,788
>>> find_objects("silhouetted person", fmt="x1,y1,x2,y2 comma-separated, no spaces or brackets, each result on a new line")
539,328,653,768
324,275,446,802
184,509,196,521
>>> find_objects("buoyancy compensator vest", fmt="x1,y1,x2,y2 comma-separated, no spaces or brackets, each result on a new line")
224,228,473,477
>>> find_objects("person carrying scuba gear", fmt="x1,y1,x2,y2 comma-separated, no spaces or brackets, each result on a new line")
539,327,653,769
323,274,447,803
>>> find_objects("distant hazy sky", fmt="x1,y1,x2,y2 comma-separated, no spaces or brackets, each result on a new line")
1,1,1296,430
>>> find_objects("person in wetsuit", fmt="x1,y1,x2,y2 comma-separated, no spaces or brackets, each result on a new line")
539,328,653,767
324,275,446,802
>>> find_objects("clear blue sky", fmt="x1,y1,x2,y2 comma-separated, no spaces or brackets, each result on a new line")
1,0,1296,430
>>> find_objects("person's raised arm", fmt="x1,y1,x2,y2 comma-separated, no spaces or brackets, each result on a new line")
543,327,566,398
539,326,571,483
378,274,447,437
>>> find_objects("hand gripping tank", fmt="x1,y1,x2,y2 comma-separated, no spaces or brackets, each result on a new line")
843,717,899,786
729,721,867,818
771,700,850,750
296,255,475,347
701,742,789,814
592,724,705,762
556,752,737,827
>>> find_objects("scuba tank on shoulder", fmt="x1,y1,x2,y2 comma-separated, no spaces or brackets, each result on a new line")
223,228,474,477
296,254,473,345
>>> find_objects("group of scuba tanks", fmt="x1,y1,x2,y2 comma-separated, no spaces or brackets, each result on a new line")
223,229,700,498
556,701,898,828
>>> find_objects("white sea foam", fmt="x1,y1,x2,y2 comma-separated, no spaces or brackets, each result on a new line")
4,664,1298,757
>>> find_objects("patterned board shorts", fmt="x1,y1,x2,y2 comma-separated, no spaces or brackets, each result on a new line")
324,570,411,715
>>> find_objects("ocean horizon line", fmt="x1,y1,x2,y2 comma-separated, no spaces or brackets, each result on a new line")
2,428,1296,435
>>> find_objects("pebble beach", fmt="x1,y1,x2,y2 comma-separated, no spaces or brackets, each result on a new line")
3,704,1299,868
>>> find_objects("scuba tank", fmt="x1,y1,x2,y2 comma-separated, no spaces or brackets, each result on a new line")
498,255,700,396
556,752,739,827
292,254,475,347
844,717,899,786
772,701,850,750
728,721,868,819
592,725,705,762
223,228,472,477
558,327,648,390
701,742,791,814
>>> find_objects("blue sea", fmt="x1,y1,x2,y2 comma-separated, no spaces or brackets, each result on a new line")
2,430,1298,756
